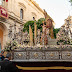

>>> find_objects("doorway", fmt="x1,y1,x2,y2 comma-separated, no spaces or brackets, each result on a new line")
0,29,3,51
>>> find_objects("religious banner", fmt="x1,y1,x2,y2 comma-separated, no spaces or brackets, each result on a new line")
0,5,8,19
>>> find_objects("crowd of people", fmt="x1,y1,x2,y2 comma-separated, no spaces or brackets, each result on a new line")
0,50,19,72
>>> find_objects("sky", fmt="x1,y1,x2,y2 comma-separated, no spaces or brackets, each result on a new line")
34,0,72,28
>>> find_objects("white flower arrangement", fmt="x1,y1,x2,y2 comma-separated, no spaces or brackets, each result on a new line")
4,40,18,52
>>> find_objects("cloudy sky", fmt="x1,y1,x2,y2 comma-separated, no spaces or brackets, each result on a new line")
34,0,72,28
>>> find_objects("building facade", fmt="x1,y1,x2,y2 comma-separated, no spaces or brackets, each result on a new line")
0,0,55,49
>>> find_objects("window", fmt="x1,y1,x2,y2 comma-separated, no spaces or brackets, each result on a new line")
20,9,23,20
31,12,37,20
33,17,35,21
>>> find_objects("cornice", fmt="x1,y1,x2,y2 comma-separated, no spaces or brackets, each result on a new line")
28,0,44,13
9,14,25,24
8,11,26,24
18,2,26,9
28,0,55,25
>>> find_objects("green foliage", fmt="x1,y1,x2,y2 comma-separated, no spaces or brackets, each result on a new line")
69,0,72,2
23,18,60,39
23,20,34,33
36,18,46,32
4,41,18,52
69,0,72,5
53,28,60,38
23,18,45,33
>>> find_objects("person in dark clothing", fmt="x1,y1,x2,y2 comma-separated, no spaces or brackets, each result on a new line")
0,53,19,72
0,53,4,61
1,50,5,61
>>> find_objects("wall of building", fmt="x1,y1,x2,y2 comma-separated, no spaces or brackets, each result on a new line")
7,0,44,22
